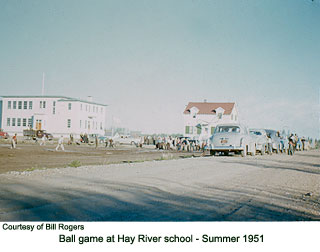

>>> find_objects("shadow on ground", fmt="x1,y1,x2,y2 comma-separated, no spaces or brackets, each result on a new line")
0,174,319,221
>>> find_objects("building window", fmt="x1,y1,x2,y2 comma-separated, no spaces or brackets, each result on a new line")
53,101,56,114
23,101,27,109
80,120,82,128
28,118,33,127
40,101,46,109
185,126,190,134
100,107,103,113
85,120,87,129
218,113,222,119
13,101,17,109
68,103,72,110
23,118,27,127
17,118,21,126
197,127,201,135
29,101,33,109
80,104,82,110
67,119,71,128
7,118,10,126
211,127,215,135
8,101,11,109
100,122,102,130
12,118,16,126
18,101,22,109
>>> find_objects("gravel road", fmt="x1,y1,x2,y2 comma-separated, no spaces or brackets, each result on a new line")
0,150,319,221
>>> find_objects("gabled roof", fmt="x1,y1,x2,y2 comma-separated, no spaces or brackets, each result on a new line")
183,102,235,115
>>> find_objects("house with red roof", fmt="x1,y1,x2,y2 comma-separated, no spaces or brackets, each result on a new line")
183,101,239,139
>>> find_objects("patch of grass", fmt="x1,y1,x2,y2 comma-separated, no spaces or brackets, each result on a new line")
24,166,46,172
68,160,81,168
25,167,36,172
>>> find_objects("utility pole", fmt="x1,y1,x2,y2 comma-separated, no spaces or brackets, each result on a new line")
41,72,45,96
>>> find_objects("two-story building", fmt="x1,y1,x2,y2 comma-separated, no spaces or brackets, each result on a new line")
183,101,239,140
0,95,107,137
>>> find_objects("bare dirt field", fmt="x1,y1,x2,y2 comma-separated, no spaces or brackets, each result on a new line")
0,141,319,221
0,139,199,174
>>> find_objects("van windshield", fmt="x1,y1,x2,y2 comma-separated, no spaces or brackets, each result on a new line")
215,126,240,133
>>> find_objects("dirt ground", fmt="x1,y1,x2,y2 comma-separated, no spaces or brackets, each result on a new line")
0,145,319,221
0,139,200,174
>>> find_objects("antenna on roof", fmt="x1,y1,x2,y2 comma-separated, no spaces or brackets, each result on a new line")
41,72,45,96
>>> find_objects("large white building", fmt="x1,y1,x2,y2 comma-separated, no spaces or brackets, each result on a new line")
0,95,107,137
183,101,239,139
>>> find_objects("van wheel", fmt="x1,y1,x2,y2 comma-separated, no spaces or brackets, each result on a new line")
251,146,256,156
241,146,247,157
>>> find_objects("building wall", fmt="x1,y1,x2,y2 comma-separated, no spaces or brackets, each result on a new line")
183,105,239,139
1,96,106,137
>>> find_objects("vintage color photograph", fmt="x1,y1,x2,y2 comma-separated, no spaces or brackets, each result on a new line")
0,0,319,221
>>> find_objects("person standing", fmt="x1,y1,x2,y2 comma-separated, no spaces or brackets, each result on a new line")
11,134,17,149
56,135,65,151
40,134,46,146
288,134,295,155
267,134,272,154
301,136,306,151
95,135,98,148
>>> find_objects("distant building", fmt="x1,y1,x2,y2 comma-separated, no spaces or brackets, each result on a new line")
0,95,107,137
183,101,239,139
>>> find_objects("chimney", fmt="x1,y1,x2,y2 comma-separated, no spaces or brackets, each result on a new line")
87,96,93,102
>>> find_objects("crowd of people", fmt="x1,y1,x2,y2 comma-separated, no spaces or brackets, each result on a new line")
6,131,318,156
142,136,204,152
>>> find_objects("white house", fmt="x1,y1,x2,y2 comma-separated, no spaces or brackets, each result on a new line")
183,101,239,140
0,95,107,137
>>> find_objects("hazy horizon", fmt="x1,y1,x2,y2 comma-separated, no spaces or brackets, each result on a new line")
1,0,319,138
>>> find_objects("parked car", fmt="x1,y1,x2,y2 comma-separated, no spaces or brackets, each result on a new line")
23,129,53,140
112,133,141,146
208,123,256,156
87,134,107,144
249,129,268,155
265,129,281,153
0,129,9,139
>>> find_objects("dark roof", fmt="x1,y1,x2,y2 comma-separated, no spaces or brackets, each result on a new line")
183,102,235,115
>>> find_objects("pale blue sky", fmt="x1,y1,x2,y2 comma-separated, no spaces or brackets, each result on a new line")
0,0,319,137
